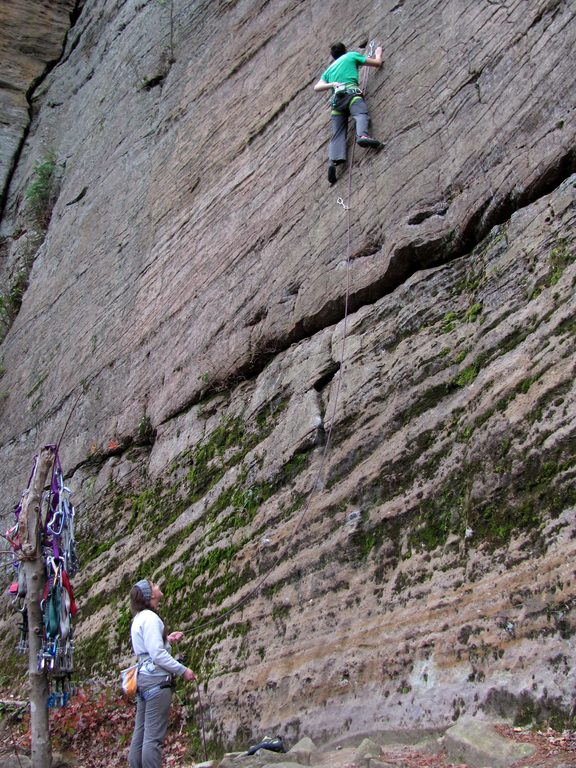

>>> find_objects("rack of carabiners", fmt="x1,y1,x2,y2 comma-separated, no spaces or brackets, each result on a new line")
5,445,80,708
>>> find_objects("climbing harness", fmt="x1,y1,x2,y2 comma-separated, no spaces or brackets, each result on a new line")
4,444,80,708
331,87,364,114
137,678,174,702
333,84,363,96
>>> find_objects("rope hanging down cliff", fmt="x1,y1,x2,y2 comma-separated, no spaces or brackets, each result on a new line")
188,39,381,634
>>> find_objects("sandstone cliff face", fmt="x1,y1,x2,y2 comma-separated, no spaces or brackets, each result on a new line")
0,0,76,210
0,0,575,752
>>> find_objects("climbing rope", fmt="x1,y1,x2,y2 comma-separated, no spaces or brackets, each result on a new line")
180,49,380,753
188,39,380,634
194,679,208,760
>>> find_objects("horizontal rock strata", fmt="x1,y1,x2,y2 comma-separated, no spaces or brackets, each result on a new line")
0,0,575,751
18,176,571,747
0,0,574,491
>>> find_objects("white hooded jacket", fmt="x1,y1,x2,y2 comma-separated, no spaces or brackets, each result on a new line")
130,609,186,678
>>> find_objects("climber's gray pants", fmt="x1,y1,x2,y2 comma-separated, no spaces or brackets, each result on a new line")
329,97,370,162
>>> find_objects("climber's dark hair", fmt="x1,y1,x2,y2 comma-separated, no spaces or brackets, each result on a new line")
330,42,347,59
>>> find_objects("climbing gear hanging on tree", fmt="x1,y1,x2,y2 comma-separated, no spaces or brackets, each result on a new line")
45,450,79,576
4,444,80,708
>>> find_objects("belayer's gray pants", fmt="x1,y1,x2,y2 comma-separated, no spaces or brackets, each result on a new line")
329,97,370,163
128,685,172,768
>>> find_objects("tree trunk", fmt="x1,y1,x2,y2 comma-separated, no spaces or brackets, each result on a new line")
20,446,55,768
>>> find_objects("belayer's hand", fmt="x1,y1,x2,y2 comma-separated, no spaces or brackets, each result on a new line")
168,631,184,643
183,668,197,682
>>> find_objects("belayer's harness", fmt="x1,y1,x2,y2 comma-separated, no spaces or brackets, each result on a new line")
138,677,174,702
133,652,175,701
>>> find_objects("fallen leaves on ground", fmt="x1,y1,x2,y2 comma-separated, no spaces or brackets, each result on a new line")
0,687,200,767
495,724,576,766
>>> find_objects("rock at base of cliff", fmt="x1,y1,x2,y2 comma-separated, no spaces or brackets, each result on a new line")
288,735,318,764
219,750,300,767
262,763,305,768
444,718,535,768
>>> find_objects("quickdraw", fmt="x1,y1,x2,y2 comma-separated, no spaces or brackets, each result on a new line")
39,556,77,678
44,449,79,577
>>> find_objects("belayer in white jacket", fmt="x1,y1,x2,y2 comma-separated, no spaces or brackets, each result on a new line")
128,579,197,768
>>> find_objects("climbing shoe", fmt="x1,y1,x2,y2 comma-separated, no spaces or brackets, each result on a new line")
357,135,383,149
328,163,337,184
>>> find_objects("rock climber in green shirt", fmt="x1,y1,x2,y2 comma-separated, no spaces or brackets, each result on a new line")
314,42,383,184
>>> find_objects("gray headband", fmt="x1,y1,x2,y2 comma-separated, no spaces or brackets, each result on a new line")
135,579,152,603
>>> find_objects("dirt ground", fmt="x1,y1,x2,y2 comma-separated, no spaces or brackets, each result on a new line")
1,689,576,768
